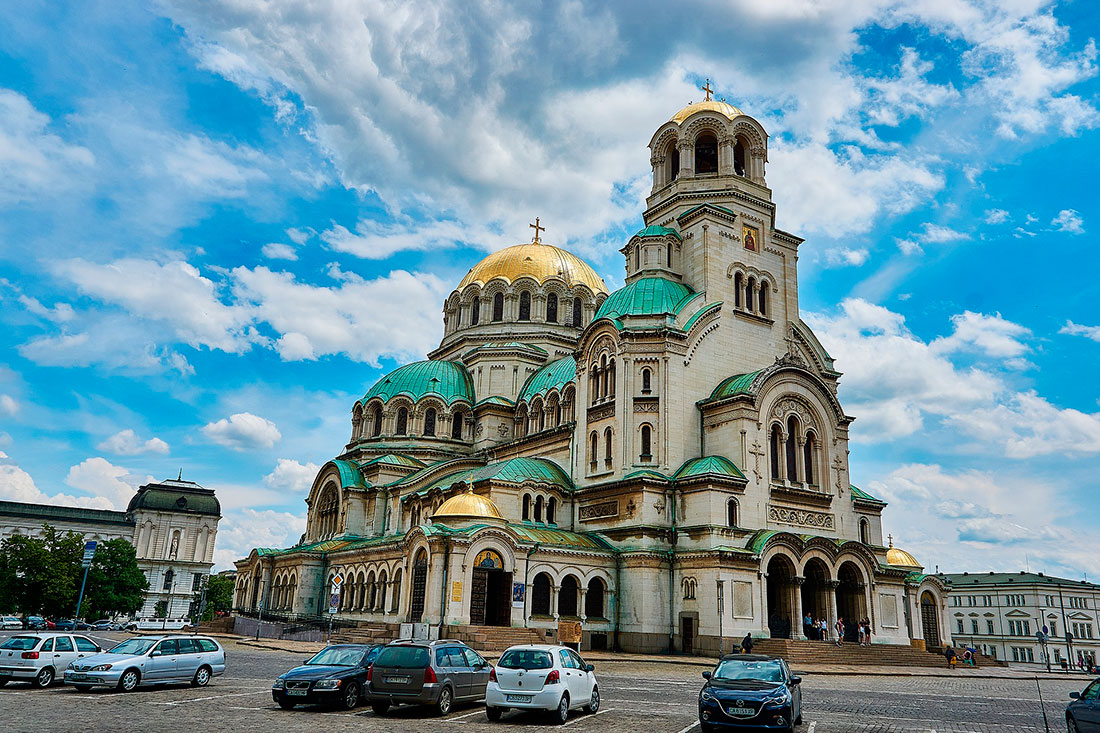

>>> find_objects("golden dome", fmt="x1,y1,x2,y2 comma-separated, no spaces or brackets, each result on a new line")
886,539,922,569
433,488,504,520
670,99,744,124
457,243,608,294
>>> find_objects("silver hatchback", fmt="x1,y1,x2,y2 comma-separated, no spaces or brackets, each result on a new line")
64,635,226,691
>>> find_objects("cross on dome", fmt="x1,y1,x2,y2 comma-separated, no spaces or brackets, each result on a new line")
529,217,546,244
701,78,714,101
888,534,894,547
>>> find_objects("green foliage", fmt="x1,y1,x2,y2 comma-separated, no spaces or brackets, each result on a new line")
0,525,85,617
153,600,168,618
81,539,149,619
194,575,234,621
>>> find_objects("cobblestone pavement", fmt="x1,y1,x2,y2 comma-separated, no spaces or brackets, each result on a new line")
0,632,1090,732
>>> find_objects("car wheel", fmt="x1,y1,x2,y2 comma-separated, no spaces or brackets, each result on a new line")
700,724,718,733
371,701,390,715
796,706,803,725
486,706,503,722
435,686,453,716
553,693,570,725
117,669,140,692
34,667,54,688
584,686,600,713
277,699,296,710
191,666,212,688
340,682,360,710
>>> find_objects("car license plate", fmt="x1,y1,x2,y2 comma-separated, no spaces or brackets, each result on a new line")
69,673,87,681
287,689,307,696
727,706,754,716
384,676,410,684
505,694,533,703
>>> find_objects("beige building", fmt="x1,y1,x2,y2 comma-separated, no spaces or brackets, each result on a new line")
235,93,951,654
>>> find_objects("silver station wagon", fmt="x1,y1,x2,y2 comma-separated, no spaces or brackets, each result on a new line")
63,635,226,691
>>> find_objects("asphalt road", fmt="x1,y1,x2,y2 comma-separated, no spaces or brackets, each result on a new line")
0,631,1091,732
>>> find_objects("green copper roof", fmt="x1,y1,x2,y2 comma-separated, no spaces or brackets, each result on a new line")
126,479,220,517
634,224,682,241
361,453,425,470
519,356,577,402
745,530,780,554
360,360,475,406
681,302,723,333
594,277,696,323
673,455,746,481
476,395,515,407
707,370,764,401
330,459,367,489
405,457,573,500
624,468,670,481
507,524,615,552
850,484,887,505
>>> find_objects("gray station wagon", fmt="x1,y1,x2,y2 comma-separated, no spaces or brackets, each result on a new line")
367,639,491,716
63,635,226,691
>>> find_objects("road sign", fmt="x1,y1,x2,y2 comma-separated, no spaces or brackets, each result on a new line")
328,594,339,614
81,540,97,568
331,573,343,587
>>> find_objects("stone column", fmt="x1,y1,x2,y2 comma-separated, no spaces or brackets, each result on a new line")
551,585,561,621
795,437,806,484
651,155,663,191
718,135,734,175
826,579,840,626
792,577,806,640
750,146,766,185
777,432,788,481
423,554,446,625
677,140,693,179
578,588,588,624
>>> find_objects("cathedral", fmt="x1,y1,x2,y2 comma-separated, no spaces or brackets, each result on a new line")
234,91,952,654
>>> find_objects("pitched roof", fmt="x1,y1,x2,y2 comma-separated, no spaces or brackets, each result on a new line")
403,457,573,500
849,484,886,506
361,453,425,470
518,355,577,402
938,571,1099,590
673,455,747,481
360,359,475,406
706,370,764,401
634,224,682,241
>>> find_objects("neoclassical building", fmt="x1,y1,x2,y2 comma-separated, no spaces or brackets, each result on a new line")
235,93,950,654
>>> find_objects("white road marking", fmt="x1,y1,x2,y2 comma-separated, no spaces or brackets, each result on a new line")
150,690,271,705
807,723,817,733
447,709,486,721
562,708,611,727
675,722,700,733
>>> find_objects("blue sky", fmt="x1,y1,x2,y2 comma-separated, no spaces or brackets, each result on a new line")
0,1,1097,576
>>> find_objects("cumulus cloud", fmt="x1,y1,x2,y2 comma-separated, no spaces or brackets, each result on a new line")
0,452,115,510
1051,208,1084,233
0,395,18,416
1060,321,1100,343
64,457,150,510
261,242,298,261
212,507,306,570
823,247,869,267
263,458,320,493
931,311,1031,360
984,208,1009,224
0,89,95,205
96,429,170,456
201,412,282,451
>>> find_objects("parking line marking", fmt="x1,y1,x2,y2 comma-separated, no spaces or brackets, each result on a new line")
675,722,700,733
150,690,271,705
448,709,486,721
562,708,611,727
807,723,817,733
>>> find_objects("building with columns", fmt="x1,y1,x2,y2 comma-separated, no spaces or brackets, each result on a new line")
234,92,950,654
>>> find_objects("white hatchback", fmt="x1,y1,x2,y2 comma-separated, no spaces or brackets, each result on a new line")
0,633,103,688
0,616,22,630
485,644,600,724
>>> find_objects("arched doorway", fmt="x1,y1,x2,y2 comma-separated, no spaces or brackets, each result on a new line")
558,575,580,617
835,561,868,641
409,550,428,623
766,556,796,639
469,548,512,627
801,558,830,639
920,591,941,651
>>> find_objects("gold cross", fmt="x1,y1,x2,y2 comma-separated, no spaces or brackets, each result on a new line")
529,217,546,244
701,78,714,101
888,534,894,547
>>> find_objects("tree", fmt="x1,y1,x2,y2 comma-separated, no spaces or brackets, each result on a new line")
0,526,84,616
81,539,148,620
153,600,168,618
194,575,234,621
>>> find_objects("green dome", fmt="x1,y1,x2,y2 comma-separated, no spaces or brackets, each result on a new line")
126,479,220,517
634,224,682,241
360,360,475,406
673,455,746,481
594,277,695,323
518,356,577,402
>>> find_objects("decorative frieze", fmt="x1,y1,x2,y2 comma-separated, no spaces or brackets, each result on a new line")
767,504,835,530
587,402,615,422
578,500,619,522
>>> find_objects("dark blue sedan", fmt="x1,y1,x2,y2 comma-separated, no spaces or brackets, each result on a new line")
271,644,384,711
698,654,802,732
1068,677,1100,732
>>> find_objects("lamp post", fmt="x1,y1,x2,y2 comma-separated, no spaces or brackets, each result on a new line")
162,573,174,632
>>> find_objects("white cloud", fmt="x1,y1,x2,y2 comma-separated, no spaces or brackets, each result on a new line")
947,391,1100,459
823,247,869,267
202,412,281,451
895,223,968,255
261,242,298,261
863,46,960,127
931,311,1031,360
1051,208,1084,233
0,451,115,510
0,89,94,205
263,458,320,493
158,133,269,197
64,457,149,510
1060,321,1100,343
984,208,1009,224
0,395,18,416
96,429,170,456
212,507,306,570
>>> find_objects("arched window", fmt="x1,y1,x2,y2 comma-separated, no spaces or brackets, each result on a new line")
470,297,480,325
589,431,598,464
859,518,870,544
759,282,768,317
746,277,756,312
367,571,377,610
727,498,738,527
695,132,718,174
604,427,613,463
390,569,401,613
372,407,383,437
546,292,558,323
547,497,556,524
683,577,697,600
769,423,782,480
163,568,174,591
553,403,561,425
423,408,436,437
522,494,531,521
599,355,608,398
640,425,652,460
669,143,680,181
558,575,579,617
451,411,463,439
518,291,531,321
492,292,504,321
532,573,552,615
585,577,605,618
634,246,640,271
534,496,543,523
734,139,746,176
667,244,672,268
396,407,408,435
641,368,652,393
786,416,800,481
608,359,616,396
572,298,582,327
734,273,743,308
804,430,816,485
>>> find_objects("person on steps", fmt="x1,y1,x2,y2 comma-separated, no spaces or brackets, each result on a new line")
834,616,844,646
741,633,754,655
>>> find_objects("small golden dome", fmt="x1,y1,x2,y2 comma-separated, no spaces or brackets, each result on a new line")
433,488,504,520
457,243,608,294
670,99,744,124
886,539,922,569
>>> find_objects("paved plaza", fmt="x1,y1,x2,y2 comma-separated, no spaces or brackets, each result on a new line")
0,632,1089,733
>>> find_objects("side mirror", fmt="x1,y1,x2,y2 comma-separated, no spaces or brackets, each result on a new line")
151,650,162,657
790,676,802,685
1069,692,1080,699
585,664,594,672
702,671,712,680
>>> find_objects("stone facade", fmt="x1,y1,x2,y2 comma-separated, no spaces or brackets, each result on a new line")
234,96,950,654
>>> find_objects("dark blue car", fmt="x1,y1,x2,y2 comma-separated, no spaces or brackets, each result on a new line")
271,644,384,711
698,654,802,732
1068,677,1100,732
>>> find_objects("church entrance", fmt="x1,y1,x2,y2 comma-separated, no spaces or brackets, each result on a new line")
766,556,796,639
800,558,830,639
920,591,941,650
835,561,867,641
469,550,512,627
410,550,428,623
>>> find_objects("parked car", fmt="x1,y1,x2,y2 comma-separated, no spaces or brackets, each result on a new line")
0,633,102,688
366,639,491,716
0,616,23,630
52,619,88,631
271,643,384,711
90,620,122,631
23,617,48,631
63,635,225,692
1067,677,1100,732
697,654,802,732
485,644,600,724
122,617,189,631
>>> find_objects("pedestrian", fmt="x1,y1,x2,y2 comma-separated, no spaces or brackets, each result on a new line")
741,633,754,655
944,645,957,669
857,619,866,646
820,619,828,643
834,616,844,646
864,619,872,646
803,612,813,640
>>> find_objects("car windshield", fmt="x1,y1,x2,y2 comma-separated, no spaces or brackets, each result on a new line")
374,646,430,669
0,636,39,650
713,660,785,683
498,649,553,670
107,638,157,655
306,647,365,667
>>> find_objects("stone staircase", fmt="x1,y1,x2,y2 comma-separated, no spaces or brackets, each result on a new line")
330,621,402,645
750,638,1007,668
442,624,550,652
